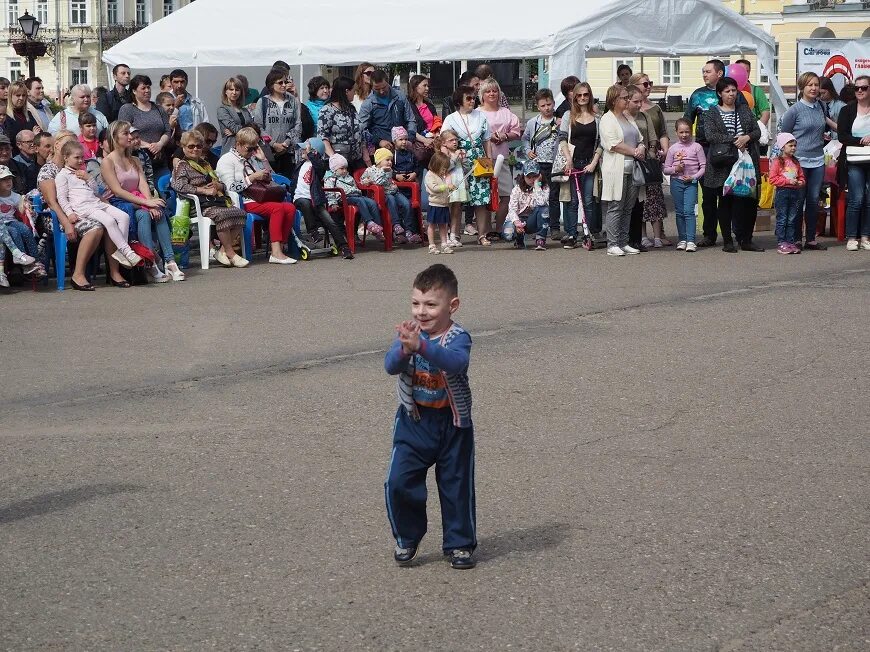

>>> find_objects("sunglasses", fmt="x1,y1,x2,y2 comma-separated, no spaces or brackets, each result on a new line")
246,146,258,153
575,92,590,99
463,96,475,101
184,144,203,150
856,85,869,92
363,70,374,76
641,81,653,88
275,80,287,85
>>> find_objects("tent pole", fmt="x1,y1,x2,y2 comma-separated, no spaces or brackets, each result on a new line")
416,61,421,75
460,60,467,74
195,66,199,99
300,65,304,90
520,59,526,122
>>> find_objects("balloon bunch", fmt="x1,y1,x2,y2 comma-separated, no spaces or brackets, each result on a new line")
725,64,754,109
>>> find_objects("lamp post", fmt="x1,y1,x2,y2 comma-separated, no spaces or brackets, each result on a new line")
13,11,48,79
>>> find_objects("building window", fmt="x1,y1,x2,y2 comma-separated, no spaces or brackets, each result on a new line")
759,45,779,85
36,1,48,24
135,0,147,24
70,0,88,25
7,0,18,28
163,0,174,17
107,0,119,24
660,59,681,85
70,58,88,86
8,59,22,81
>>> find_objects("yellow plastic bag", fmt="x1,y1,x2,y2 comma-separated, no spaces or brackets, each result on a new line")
758,174,774,210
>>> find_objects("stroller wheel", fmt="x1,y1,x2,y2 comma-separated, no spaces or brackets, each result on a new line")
330,244,339,256
582,237,594,251
299,248,310,261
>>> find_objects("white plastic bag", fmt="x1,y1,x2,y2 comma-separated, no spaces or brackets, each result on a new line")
723,150,757,198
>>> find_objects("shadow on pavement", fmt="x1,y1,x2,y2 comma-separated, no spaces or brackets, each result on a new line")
0,483,145,524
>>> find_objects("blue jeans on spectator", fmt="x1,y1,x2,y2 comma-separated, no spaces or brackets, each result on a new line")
670,178,699,243
846,164,870,239
517,206,549,245
797,164,824,242
347,195,382,226
0,218,38,256
774,186,801,244
563,169,599,238
110,198,174,264
387,192,413,233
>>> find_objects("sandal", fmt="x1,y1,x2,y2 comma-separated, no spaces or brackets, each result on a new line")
477,235,491,247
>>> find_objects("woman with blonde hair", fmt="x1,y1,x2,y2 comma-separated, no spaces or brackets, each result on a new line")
478,77,520,237
217,76,254,155
6,80,37,155
599,84,647,256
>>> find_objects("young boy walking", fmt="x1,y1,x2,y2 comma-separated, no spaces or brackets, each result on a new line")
384,264,477,569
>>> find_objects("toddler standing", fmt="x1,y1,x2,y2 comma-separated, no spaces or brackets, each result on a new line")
323,154,384,240
361,148,419,244
663,118,706,252
434,129,467,248
55,140,142,268
769,132,804,254
384,264,477,570
423,152,455,255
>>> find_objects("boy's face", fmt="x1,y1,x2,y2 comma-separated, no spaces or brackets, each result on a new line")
377,157,393,170
394,136,409,150
411,286,459,335
130,133,141,149
0,177,13,194
537,98,554,118
81,123,97,139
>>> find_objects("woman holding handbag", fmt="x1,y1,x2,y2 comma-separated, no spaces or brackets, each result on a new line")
442,85,494,246
216,127,297,265
702,77,762,253
479,78,521,237
558,82,602,248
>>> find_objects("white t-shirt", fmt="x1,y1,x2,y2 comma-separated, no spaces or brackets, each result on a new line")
442,110,491,143
0,191,21,222
295,161,313,201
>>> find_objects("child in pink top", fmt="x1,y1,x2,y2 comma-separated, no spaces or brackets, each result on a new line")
769,132,805,254
664,118,706,251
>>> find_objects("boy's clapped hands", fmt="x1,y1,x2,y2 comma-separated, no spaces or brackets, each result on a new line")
396,319,421,355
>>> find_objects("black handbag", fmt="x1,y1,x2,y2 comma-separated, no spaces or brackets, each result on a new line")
709,143,738,167
632,158,664,187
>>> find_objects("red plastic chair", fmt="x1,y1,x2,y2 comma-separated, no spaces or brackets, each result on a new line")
353,169,393,251
395,180,426,238
323,187,360,254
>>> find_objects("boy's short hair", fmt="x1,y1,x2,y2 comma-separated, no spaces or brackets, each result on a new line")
414,264,458,299
156,91,174,105
534,88,554,103
78,111,97,126
560,75,580,96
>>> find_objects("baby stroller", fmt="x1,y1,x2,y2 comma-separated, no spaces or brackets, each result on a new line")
273,173,341,260
569,169,594,251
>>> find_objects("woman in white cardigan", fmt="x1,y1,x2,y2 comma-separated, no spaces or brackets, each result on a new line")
599,84,647,256
215,127,297,264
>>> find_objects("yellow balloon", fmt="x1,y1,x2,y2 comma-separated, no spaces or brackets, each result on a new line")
742,90,755,110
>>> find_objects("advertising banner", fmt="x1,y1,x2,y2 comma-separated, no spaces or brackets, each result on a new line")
797,39,870,91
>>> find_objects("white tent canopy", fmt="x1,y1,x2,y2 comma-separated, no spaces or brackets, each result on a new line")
103,0,787,115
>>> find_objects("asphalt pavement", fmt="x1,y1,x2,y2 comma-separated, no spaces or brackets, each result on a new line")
1,233,868,651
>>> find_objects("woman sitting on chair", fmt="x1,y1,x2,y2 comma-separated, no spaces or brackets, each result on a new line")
172,129,249,268
216,126,297,265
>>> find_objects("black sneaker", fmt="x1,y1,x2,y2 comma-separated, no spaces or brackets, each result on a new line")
804,241,827,250
394,543,419,566
722,241,738,253
696,236,716,248
513,236,526,249
562,236,578,249
448,548,476,570
341,245,354,259
739,241,765,252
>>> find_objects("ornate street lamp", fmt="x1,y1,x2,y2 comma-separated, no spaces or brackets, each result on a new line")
13,11,48,79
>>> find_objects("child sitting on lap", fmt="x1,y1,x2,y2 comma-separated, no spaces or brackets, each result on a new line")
324,154,383,240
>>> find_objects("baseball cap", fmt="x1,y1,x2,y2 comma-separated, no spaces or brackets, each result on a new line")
0,134,11,146
0,165,15,179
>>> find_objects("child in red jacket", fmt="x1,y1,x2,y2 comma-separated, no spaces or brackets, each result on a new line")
769,132,805,254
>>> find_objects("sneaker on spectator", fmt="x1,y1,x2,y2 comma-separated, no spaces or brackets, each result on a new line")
341,245,354,259
860,237,870,251
562,236,577,249
393,224,407,244
659,237,673,246
366,222,384,240
11,250,35,266
622,245,640,255
111,250,133,268
514,235,526,249
428,244,440,255
230,254,249,268
463,224,478,236
407,233,423,245
214,249,232,267
676,240,687,250
357,223,365,239
0,266,8,287
685,242,697,252
606,245,625,256
440,243,454,254
165,260,186,280
777,243,791,255
148,266,169,283
641,237,654,248
846,238,859,251
534,238,546,251
787,243,801,254
124,249,143,266
448,235,462,248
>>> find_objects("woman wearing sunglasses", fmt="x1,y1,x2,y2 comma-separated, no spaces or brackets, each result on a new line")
216,127,297,264
253,69,302,177
837,74,870,251
628,73,670,248
352,63,376,111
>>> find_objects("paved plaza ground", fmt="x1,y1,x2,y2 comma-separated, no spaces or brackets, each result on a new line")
1,234,868,650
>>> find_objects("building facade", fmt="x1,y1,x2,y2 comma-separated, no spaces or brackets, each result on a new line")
1,0,194,98
584,0,869,100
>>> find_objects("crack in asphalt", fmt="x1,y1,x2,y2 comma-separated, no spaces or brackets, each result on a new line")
4,266,868,417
